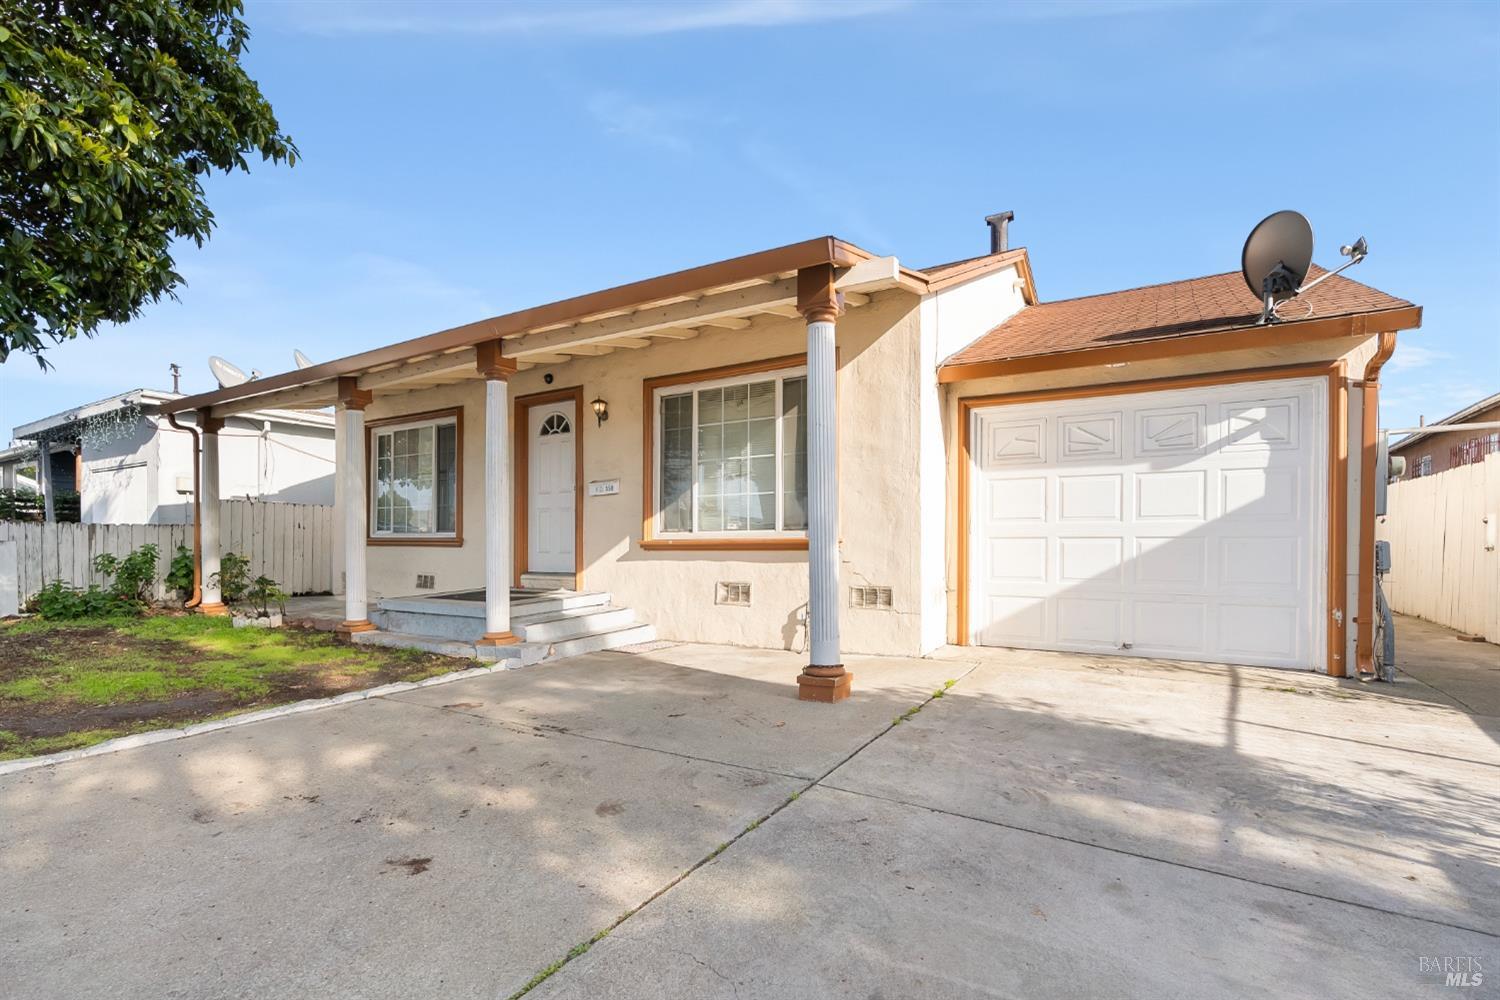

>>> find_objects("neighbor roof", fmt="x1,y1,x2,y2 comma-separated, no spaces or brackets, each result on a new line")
13,388,333,440
943,265,1416,372
1390,391,1500,451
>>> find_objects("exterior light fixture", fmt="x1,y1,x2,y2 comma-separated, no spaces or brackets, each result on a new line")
591,397,609,426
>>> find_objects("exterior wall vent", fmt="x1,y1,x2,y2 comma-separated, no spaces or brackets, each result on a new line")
415,573,436,590
716,581,751,607
850,585,893,610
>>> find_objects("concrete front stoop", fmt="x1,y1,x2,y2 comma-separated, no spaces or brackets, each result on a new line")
356,589,656,664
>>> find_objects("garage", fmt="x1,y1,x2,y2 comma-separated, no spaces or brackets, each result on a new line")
967,375,1329,669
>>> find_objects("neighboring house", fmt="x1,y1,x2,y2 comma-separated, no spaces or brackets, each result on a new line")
1390,391,1500,480
159,213,1422,696
1,389,335,524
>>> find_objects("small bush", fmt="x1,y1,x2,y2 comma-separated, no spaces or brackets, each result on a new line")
30,581,125,619
94,543,159,604
165,545,195,598
213,552,252,603
246,575,288,617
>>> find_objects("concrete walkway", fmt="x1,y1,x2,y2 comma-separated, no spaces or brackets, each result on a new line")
2,637,1496,999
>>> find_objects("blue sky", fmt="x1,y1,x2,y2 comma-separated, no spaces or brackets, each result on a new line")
3,0,1497,434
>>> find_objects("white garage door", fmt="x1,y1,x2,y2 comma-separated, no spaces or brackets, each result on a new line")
969,376,1327,669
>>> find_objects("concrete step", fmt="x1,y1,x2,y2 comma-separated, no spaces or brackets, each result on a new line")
545,622,658,661
512,590,611,615
511,605,638,643
351,630,480,659
519,572,576,591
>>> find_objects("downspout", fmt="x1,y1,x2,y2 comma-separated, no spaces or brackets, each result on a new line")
1355,331,1398,678
165,411,203,608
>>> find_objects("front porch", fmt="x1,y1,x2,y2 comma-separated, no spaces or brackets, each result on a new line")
351,588,657,664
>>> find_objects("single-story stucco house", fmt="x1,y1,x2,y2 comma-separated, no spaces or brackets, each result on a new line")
159,213,1422,699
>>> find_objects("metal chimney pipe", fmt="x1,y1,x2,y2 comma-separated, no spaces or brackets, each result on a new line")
985,211,1014,254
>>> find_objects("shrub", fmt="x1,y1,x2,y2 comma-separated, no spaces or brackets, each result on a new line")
213,552,252,603
246,576,288,618
94,544,159,605
30,581,122,619
165,545,195,598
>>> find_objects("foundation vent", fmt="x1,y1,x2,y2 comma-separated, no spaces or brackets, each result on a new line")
415,574,436,590
716,581,751,607
850,585,893,610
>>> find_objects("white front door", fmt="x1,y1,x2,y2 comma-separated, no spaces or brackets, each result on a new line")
969,376,1328,669
528,401,576,574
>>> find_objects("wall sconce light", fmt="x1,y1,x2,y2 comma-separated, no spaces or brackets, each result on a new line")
590,396,609,427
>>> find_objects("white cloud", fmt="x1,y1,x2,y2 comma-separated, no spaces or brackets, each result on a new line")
279,1,909,38
1383,343,1450,374
586,92,697,152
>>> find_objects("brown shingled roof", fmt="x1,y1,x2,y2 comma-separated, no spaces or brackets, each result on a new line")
944,265,1414,367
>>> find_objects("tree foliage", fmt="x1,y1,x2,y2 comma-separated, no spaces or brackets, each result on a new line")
0,1,296,365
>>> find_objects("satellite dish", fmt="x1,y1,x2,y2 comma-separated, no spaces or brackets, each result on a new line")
208,356,249,388
293,349,314,369
1242,211,1314,323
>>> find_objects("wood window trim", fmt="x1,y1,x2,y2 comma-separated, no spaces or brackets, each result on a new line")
365,405,465,547
952,361,1347,675
513,386,585,590
641,353,811,552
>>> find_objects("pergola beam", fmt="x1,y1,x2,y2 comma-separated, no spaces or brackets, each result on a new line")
505,277,798,358
208,381,337,417
358,348,476,390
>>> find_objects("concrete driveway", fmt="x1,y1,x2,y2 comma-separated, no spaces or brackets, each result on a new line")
2,624,1496,999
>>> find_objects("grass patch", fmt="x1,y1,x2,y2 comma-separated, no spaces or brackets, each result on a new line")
0,614,460,761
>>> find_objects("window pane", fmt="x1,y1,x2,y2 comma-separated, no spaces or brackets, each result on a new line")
747,380,776,419
747,417,775,457
659,393,693,531
746,493,775,531
436,423,457,533
722,493,746,531
723,422,747,460
748,456,776,493
722,383,748,421
699,495,723,531
782,377,808,530
699,387,722,424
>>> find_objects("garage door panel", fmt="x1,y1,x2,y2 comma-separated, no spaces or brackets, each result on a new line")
1136,470,1207,520
972,375,1327,671
1224,396,1299,451
1221,467,1298,518
1220,536,1300,589
1134,536,1208,588
1059,412,1121,461
1056,597,1122,647
988,537,1047,583
1135,405,1206,456
1133,599,1209,654
981,595,1047,644
987,477,1047,521
1059,474,1123,520
985,418,1047,466
1059,536,1125,583
1218,604,1302,662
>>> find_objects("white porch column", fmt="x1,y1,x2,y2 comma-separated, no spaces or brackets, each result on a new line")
796,264,850,702
476,341,519,646
336,379,376,634
198,413,227,614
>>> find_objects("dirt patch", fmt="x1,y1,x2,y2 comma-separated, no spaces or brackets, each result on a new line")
384,856,433,876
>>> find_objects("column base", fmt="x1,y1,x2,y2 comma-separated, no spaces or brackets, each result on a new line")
476,631,519,646
337,619,377,635
797,668,853,703
197,602,229,617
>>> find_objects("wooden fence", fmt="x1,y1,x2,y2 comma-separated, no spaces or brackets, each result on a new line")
0,500,334,616
1378,452,1500,643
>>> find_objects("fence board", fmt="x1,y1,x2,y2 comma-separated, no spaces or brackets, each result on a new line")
1379,453,1500,643
0,500,333,613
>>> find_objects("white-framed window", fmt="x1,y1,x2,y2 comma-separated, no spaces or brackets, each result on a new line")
1417,454,1433,478
653,366,808,537
370,411,460,538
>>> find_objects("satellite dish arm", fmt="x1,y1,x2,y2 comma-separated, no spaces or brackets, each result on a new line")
1296,237,1368,297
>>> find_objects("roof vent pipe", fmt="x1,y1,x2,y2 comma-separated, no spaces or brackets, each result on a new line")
986,211,1014,254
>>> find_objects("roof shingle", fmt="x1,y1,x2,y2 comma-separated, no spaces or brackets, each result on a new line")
944,265,1413,367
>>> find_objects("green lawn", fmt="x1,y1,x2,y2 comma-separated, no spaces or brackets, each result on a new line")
0,615,461,761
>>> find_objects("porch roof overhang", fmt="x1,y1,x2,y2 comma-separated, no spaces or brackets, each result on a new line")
162,236,986,419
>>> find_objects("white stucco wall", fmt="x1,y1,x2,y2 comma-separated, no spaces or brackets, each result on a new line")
80,415,157,524
360,289,933,656
918,264,1029,652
